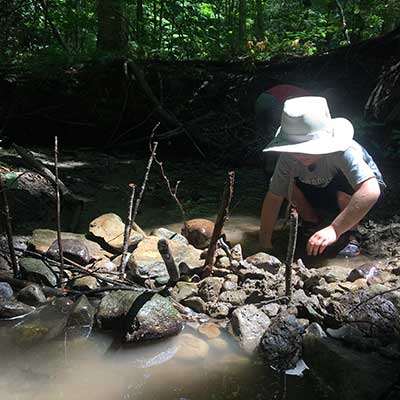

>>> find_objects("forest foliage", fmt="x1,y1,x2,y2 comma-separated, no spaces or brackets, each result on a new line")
1,0,399,69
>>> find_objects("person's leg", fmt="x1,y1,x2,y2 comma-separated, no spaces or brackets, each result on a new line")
291,182,320,224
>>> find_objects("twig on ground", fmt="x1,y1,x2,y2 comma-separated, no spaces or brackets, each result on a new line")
0,173,19,277
54,136,65,287
203,171,235,277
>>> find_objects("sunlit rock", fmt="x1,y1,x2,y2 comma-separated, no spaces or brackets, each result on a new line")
89,213,143,252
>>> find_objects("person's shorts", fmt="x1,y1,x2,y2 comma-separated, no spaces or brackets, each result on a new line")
295,172,354,216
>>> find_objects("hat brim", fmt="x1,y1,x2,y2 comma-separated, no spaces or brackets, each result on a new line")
263,117,354,154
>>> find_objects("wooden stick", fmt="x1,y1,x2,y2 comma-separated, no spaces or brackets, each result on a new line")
54,136,65,287
119,183,136,277
203,171,235,277
0,174,19,277
158,238,180,285
285,208,298,302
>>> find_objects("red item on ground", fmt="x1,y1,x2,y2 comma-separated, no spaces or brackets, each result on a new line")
266,84,311,104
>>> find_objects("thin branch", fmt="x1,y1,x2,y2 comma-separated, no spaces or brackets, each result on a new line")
119,183,136,277
0,174,19,277
54,136,65,287
203,171,235,277
285,208,298,302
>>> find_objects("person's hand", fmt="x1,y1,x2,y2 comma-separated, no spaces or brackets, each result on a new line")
307,225,339,256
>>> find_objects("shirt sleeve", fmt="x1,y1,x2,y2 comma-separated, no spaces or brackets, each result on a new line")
268,154,293,197
334,146,376,188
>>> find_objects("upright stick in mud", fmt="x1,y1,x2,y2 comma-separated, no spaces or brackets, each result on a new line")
285,208,298,301
119,183,136,277
54,136,65,287
0,174,19,277
203,171,235,277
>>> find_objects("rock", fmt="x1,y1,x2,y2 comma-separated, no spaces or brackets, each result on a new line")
222,280,237,291
171,281,198,303
198,277,224,302
261,303,280,318
14,298,74,344
0,300,34,319
47,238,91,265
72,276,100,291
30,229,109,260
208,302,231,319
151,228,188,245
128,236,203,285
312,265,352,283
66,295,95,339
246,253,283,274
219,289,247,306
338,279,368,292
19,257,58,287
0,282,13,301
231,244,243,261
94,258,118,273
16,284,46,306
126,293,183,342
303,332,399,400
176,333,209,360
237,267,267,281
306,322,327,338
259,311,305,371
209,337,229,352
198,322,221,339
347,263,381,283
181,296,208,314
96,290,143,330
230,304,270,354
89,213,143,252
181,219,216,249
212,268,231,277
216,256,231,269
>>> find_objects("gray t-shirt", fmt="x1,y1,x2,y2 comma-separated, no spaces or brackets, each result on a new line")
269,140,385,198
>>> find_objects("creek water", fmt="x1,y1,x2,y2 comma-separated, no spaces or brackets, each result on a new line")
0,320,322,400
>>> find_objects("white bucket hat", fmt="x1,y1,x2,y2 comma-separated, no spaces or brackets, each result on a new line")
263,96,354,154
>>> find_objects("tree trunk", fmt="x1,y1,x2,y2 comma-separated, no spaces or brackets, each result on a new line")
255,0,264,40
238,0,246,50
97,0,128,52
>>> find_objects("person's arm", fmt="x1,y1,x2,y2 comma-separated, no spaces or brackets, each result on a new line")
259,191,284,249
307,177,381,256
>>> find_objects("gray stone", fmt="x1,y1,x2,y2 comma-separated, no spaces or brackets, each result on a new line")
261,303,280,318
222,280,237,291
151,227,188,245
347,263,380,283
181,296,208,314
198,277,224,302
208,302,231,319
171,281,198,302
216,256,231,269
66,295,95,339
125,294,183,342
230,304,270,354
219,289,247,306
0,282,13,300
246,252,283,274
30,229,108,260
238,267,267,281
17,284,46,306
19,257,58,287
306,322,327,338
47,238,91,265
0,300,34,319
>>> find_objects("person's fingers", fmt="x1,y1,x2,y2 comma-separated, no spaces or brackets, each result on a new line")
318,240,329,255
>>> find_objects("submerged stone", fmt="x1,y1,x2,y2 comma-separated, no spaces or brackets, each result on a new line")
0,300,34,319
66,295,95,339
14,297,74,345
